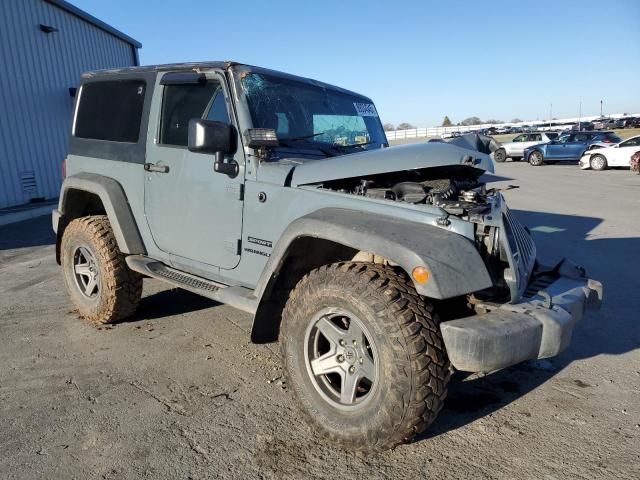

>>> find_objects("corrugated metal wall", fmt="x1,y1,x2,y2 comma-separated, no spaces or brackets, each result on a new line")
0,0,137,209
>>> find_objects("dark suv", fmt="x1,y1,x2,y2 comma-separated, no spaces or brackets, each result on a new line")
524,131,622,166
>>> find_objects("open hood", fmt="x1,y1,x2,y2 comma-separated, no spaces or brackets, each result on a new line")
290,136,495,187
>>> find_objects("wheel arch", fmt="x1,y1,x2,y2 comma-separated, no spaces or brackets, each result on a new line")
55,173,145,264
250,208,492,343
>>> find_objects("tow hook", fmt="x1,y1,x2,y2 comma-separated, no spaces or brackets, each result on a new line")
436,208,451,226
539,290,553,309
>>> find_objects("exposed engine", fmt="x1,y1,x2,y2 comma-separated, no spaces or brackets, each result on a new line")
320,166,493,219
317,166,515,302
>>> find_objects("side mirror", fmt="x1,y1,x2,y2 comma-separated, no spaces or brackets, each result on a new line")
188,119,239,178
188,119,235,154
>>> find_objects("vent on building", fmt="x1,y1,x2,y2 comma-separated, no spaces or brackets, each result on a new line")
20,171,38,195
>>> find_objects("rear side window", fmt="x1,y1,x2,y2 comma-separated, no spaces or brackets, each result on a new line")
74,80,146,142
546,132,559,140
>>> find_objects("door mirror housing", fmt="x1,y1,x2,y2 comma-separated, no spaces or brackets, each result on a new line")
188,119,236,155
188,119,239,178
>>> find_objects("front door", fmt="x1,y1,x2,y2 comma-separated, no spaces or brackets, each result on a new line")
143,72,244,270
610,136,640,166
564,133,590,160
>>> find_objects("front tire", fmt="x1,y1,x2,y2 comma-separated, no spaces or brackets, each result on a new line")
590,154,608,171
280,262,450,452
61,215,142,324
529,150,544,166
494,148,507,163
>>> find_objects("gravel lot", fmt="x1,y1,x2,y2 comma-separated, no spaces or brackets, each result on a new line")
1,161,639,479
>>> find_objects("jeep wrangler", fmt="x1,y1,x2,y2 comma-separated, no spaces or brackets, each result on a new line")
53,62,602,452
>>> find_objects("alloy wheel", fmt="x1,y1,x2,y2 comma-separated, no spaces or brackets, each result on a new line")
304,308,378,410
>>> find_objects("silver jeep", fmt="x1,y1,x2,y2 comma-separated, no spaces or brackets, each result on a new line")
52,62,602,452
494,131,559,162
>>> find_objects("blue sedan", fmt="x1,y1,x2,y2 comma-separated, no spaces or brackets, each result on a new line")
524,131,621,166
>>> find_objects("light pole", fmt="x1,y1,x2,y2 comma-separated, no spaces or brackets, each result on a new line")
600,99,603,118
549,103,552,128
578,101,582,129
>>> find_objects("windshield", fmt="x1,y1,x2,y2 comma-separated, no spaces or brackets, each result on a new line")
240,72,387,158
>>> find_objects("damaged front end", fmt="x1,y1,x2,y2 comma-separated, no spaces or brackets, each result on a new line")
292,139,602,373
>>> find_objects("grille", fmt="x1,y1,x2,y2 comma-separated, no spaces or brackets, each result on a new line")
501,205,536,301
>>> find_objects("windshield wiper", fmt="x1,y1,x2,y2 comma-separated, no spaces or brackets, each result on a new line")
279,131,327,141
276,140,336,158
332,141,379,150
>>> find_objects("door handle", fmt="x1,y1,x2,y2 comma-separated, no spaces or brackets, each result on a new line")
144,163,169,173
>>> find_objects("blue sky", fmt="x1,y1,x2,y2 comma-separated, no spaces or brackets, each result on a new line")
73,0,640,127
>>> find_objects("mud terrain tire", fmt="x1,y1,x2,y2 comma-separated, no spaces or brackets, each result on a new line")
61,215,142,324
280,262,450,452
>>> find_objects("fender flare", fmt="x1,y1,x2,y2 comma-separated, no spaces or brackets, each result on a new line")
57,172,145,254
254,208,493,301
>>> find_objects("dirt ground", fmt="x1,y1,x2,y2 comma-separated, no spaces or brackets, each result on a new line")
1,162,639,479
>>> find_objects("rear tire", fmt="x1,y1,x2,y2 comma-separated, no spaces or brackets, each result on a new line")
528,150,544,166
590,154,607,171
61,215,142,324
494,148,507,163
280,262,450,452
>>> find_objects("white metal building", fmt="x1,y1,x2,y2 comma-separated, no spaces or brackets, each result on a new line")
0,0,141,209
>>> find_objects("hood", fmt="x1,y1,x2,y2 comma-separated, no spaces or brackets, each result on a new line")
289,137,495,187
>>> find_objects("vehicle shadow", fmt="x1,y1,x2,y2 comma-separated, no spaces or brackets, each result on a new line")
418,208,640,441
123,287,220,323
0,215,55,251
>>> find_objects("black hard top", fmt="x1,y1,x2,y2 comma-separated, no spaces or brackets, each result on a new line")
80,61,371,101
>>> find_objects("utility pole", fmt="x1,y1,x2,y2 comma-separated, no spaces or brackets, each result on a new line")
578,101,582,129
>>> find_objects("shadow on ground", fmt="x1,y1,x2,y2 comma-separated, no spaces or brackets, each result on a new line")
0,215,55,251
126,288,221,322
420,208,640,441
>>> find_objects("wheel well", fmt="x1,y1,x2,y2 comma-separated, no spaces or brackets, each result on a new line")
63,189,107,219
55,189,107,264
251,237,359,343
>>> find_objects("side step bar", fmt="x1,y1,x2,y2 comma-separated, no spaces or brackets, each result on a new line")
126,255,258,315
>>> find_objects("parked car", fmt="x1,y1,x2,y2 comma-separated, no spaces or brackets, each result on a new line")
594,118,617,130
51,61,602,452
617,116,640,128
570,121,594,131
493,132,559,162
579,135,640,170
523,131,622,166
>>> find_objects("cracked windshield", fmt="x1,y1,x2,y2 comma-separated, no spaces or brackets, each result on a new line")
241,72,387,158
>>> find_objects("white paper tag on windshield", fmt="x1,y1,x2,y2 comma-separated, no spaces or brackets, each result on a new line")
353,102,378,117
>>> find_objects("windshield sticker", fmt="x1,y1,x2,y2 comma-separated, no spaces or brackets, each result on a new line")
353,102,378,117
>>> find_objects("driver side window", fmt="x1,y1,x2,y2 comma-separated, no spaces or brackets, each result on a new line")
621,137,640,148
159,81,228,147
512,134,526,142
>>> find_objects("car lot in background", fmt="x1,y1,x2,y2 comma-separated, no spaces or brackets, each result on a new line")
494,132,559,162
523,131,623,166
579,135,640,170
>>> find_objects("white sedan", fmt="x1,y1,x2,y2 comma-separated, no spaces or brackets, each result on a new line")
579,135,640,170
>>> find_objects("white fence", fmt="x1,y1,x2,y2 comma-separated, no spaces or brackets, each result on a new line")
384,112,639,141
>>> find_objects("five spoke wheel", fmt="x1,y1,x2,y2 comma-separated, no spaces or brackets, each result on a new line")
73,246,100,298
305,309,377,408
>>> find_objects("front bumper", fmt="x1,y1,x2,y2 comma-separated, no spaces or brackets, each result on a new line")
439,259,602,372
579,154,591,169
